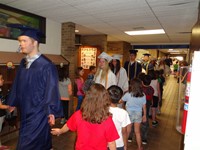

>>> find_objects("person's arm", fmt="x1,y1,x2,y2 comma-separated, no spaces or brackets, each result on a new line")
142,104,147,123
48,114,55,126
108,141,116,150
157,81,161,102
0,100,9,109
68,83,72,96
51,123,69,136
122,126,128,150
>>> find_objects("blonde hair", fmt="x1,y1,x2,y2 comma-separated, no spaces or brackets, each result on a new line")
94,60,110,82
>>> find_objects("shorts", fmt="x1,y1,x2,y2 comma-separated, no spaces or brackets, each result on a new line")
152,96,159,108
128,111,142,123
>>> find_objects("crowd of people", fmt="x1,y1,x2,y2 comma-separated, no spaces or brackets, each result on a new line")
0,24,189,150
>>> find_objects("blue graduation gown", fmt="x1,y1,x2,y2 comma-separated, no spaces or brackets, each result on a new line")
7,55,62,150
124,61,142,81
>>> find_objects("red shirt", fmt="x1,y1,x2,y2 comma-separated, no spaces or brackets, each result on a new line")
142,85,154,101
67,110,119,150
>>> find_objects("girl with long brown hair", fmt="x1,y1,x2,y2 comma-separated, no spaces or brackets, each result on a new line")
121,78,146,150
51,83,119,150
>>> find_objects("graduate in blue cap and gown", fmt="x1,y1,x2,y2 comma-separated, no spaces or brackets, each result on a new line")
6,24,62,150
141,53,154,74
124,50,142,81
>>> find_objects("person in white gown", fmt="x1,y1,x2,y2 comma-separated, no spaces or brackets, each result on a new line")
110,54,129,93
94,52,117,89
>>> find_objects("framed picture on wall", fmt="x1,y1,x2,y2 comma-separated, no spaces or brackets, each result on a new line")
0,4,46,43
81,47,97,69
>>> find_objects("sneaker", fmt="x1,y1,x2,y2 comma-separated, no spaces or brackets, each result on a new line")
128,137,132,143
142,140,148,145
152,121,158,127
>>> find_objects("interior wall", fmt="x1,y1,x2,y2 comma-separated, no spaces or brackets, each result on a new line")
0,19,61,55
81,35,107,52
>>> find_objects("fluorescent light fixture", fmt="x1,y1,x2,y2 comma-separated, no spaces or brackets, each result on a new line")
125,29,165,35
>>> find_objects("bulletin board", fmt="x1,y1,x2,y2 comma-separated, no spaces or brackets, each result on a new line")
80,47,97,69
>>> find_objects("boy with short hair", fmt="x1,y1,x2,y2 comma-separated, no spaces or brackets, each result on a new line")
141,74,154,144
108,85,131,150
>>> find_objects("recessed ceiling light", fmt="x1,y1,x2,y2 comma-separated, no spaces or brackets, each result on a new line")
125,29,165,35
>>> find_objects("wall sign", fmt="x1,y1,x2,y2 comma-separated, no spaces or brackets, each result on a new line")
81,47,97,69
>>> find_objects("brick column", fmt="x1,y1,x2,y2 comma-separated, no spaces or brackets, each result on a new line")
61,22,76,116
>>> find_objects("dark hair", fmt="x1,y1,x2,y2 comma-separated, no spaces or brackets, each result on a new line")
107,85,123,104
148,70,159,80
81,83,111,124
129,78,144,97
138,72,145,81
89,66,96,71
142,75,151,86
75,67,83,78
110,59,121,75
158,69,164,75
58,66,69,82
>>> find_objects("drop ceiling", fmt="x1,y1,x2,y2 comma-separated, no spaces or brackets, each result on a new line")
1,0,199,45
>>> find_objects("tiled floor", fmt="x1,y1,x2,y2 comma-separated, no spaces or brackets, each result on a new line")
2,75,183,150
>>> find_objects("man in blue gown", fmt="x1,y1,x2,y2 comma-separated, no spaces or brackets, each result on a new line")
7,24,62,150
124,49,142,81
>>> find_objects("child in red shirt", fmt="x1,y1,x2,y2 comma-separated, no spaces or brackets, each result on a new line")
51,83,119,150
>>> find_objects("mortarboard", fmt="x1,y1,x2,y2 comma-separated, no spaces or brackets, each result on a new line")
112,54,123,60
7,24,45,43
143,53,151,56
129,49,138,54
98,52,112,62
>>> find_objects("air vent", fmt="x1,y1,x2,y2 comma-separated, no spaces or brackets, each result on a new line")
132,27,145,30
178,32,191,34
169,2,192,6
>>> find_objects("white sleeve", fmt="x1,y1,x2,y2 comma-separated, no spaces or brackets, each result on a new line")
122,110,131,127
107,70,117,88
119,68,129,92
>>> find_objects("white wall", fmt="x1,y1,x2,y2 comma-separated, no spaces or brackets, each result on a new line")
0,19,61,55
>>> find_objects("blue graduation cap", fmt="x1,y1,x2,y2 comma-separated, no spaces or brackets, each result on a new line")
7,24,45,43
143,53,151,56
129,49,138,54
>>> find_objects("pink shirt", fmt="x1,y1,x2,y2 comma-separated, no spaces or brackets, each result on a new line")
76,78,84,96
67,110,119,150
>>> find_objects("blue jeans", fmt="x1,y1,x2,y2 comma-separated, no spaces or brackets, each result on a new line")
76,95,84,111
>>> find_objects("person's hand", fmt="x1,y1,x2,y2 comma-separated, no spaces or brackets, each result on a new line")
8,106,15,112
48,114,55,126
142,115,147,123
51,128,61,136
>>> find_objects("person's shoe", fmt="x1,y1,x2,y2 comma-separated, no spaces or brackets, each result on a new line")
142,139,148,145
152,121,158,127
128,137,132,143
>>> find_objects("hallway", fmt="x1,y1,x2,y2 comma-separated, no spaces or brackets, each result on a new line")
2,75,183,150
